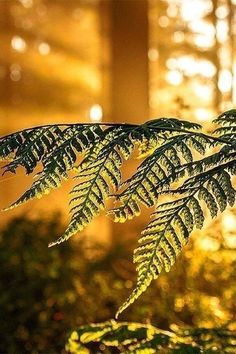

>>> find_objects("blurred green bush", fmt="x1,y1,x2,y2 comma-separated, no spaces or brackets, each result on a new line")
0,214,235,353
65,320,236,354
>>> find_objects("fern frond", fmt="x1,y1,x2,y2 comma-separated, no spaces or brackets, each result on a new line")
146,117,202,130
49,119,199,246
116,194,196,317
1,111,236,317
3,125,105,210
110,133,210,223
116,158,236,317
48,126,134,246
213,108,236,125
3,170,65,211
49,123,156,245
0,126,65,172
213,109,236,142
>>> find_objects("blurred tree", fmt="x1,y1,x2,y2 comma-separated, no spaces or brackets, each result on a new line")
0,0,101,132
100,0,149,124
149,0,236,120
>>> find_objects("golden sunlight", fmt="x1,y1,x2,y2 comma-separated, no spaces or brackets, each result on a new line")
89,104,103,122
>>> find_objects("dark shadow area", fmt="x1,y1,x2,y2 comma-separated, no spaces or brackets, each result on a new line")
0,214,235,353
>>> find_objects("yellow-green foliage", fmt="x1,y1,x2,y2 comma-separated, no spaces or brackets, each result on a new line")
1,109,236,317
65,321,236,354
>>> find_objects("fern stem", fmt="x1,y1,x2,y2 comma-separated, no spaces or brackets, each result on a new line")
150,125,234,146
0,122,138,140
1,122,234,147
161,158,236,195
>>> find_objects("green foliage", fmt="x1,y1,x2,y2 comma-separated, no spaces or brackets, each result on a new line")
0,214,235,352
0,214,79,353
1,109,236,316
65,321,236,354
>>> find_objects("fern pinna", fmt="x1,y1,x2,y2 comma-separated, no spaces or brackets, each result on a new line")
0,109,235,317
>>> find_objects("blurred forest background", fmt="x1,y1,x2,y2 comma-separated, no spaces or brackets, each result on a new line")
0,0,235,353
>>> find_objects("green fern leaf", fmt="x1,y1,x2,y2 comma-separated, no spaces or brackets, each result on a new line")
3,125,104,210
116,195,197,317
213,109,236,142
110,134,209,223
116,159,236,317
0,126,65,172
48,127,133,246
1,111,236,318
213,109,236,125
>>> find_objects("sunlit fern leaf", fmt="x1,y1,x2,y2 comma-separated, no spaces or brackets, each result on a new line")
0,131,24,162
145,117,202,130
3,170,66,211
49,122,184,246
214,126,236,136
130,118,202,156
110,133,211,223
176,139,193,162
218,170,236,206
1,124,104,174
213,109,236,142
116,195,197,317
198,187,218,218
116,160,236,317
3,125,105,210
178,145,236,185
215,122,236,139
48,127,135,247
213,108,236,125
1,111,236,318
0,126,65,172
208,177,227,212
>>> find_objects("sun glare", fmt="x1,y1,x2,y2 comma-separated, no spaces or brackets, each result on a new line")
194,108,211,121
193,84,212,101
38,42,51,56
11,36,27,53
89,104,103,122
222,212,236,231
165,70,183,86
218,69,232,93
179,0,213,22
